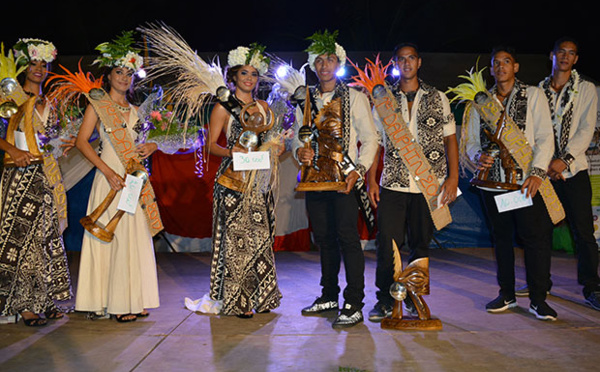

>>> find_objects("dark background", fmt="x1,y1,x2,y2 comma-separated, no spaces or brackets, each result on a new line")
3,0,599,82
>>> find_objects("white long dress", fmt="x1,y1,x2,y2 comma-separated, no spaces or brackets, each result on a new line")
75,106,160,315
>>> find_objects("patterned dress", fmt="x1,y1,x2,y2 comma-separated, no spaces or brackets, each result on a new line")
208,115,282,315
0,109,72,316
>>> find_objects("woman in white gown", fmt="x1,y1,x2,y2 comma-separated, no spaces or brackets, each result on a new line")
74,33,160,322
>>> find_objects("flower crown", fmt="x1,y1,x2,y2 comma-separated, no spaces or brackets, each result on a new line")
13,38,57,65
305,30,346,72
93,31,143,72
227,43,270,75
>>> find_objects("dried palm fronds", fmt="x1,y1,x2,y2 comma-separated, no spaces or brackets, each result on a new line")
137,22,226,128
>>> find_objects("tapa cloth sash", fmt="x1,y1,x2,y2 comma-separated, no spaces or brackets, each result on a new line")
2,86,68,233
85,89,163,236
472,92,565,224
372,85,452,231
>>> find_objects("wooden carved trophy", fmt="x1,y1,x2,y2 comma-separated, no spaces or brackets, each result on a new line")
80,159,149,242
381,240,442,331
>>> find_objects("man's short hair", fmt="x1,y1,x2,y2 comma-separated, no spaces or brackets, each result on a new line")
392,42,420,60
553,36,579,54
491,45,517,62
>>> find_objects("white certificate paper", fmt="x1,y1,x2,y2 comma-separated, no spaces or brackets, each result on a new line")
13,131,42,152
117,174,144,214
437,187,463,208
494,189,533,213
232,151,270,171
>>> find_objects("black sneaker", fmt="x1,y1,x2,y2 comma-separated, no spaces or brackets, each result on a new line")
485,295,517,313
529,301,557,321
368,302,392,322
332,303,363,328
403,296,418,317
301,297,338,315
585,291,600,311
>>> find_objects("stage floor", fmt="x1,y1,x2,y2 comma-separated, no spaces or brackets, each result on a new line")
1,248,599,372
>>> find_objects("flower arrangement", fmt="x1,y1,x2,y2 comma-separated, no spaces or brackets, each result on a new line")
305,30,346,72
93,31,143,72
227,43,270,75
13,38,57,64
145,103,203,154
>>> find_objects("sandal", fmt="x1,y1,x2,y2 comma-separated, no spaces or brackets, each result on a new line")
20,312,47,327
44,310,65,320
236,312,253,319
114,314,137,323
135,310,150,318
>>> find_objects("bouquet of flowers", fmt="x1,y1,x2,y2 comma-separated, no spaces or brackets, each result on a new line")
38,104,84,159
145,104,203,154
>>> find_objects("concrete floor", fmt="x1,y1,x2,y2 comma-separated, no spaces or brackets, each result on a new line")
1,248,600,372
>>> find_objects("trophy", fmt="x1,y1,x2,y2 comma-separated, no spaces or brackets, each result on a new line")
80,159,149,242
295,86,346,192
216,99,274,192
2,96,45,167
381,240,442,331
470,93,522,191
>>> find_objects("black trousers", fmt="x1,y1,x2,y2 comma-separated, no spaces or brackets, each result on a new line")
305,190,365,308
552,170,600,296
480,189,553,304
374,189,434,305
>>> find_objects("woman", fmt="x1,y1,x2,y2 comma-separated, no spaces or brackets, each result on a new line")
0,38,72,326
200,45,282,318
74,33,161,322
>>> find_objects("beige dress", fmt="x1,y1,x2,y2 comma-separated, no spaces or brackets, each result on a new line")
75,106,159,315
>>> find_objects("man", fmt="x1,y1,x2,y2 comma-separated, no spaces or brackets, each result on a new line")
366,43,459,322
464,46,558,320
529,37,599,310
293,30,379,328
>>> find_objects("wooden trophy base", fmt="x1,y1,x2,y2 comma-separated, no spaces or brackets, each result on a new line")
3,155,45,168
80,216,114,243
470,178,520,191
381,316,443,331
295,181,346,192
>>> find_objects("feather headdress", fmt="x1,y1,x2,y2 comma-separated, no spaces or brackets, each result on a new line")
137,23,226,127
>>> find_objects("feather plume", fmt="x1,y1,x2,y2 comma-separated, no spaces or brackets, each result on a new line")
265,55,307,98
137,23,226,128
348,54,391,93
0,43,27,80
445,58,487,104
445,59,488,176
45,61,103,115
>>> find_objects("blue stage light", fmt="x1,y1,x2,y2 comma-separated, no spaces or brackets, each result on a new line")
391,67,400,77
336,66,346,77
137,68,147,78
276,66,288,78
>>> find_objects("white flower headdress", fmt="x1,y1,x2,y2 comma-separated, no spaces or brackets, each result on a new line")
305,30,346,72
227,43,270,75
93,31,143,72
13,38,57,64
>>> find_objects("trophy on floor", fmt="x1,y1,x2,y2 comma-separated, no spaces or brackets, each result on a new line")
469,94,522,191
216,99,274,192
381,240,442,331
80,159,149,242
295,85,346,192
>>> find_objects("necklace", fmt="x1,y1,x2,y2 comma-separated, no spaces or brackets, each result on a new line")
116,103,131,112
